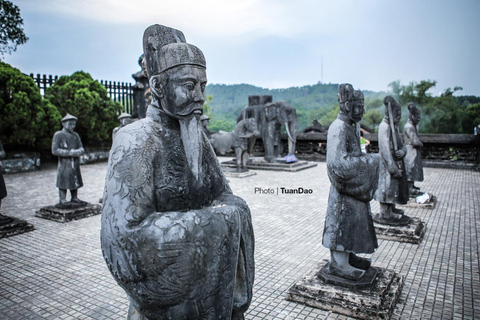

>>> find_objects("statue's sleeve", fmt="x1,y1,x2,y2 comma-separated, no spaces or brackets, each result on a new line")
378,123,399,175
405,125,422,147
51,132,71,157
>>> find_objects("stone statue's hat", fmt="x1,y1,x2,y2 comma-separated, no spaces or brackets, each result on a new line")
143,24,206,78
200,114,210,121
353,90,364,101
61,113,78,122
337,83,354,104
118,112,132,120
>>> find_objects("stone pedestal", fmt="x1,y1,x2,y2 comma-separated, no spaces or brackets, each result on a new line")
0,216,35,239
402,194,436,209
373,217,426,244
222,157,317,172
221,167,257,178
286,262,404,320
35,202,101,223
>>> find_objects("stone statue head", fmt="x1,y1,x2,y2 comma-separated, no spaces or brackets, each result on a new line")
61,113,78,132
407,102,421,125
118,113,133,127
350,90,365,123
143,24,207,121
383,95,401,124
338,83,358,122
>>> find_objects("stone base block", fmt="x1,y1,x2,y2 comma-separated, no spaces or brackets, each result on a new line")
374,217,426,244
222,157,317,172
35,202,102,223
402,195,437,209
221,167,257,178
0,216,35,239
286,262,404,320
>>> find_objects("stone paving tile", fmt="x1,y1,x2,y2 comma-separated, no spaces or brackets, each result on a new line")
0,159,479,319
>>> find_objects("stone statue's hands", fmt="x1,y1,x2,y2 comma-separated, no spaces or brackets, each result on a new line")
394,149,406,159
78,147,85,155
392,169,403,179
69,149,83,157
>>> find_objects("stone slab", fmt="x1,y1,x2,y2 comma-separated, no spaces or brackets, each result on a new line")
221,168,257,178
402,195,437,209
222,157,317,172
0,216,35,239
35,202,102,223
286,262,404,320
374,217,426,244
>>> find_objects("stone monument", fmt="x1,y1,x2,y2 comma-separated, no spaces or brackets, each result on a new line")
0,139,35,238
286,85,404,319
101,24,255,319
112,112,133,141
373,97,426,243
35,114,101,222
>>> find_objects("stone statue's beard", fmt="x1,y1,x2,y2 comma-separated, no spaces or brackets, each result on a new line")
179,114,203,181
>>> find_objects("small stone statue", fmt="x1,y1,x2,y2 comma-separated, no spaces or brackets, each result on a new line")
374,96,409,223
51,114,85,206
132,54,150,119
404,103,424,196
101,24,254,320
322,84,379,281
0,139,11,225
200,114,212,138
112,113,133,141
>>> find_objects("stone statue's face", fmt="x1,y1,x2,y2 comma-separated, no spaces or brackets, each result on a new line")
393,105,402,124
62,120,76,132
411,112,421,125
350,99,365,123
120,118,132,127
164,65,207,120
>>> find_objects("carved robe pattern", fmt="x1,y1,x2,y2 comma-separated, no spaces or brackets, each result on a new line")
322,115,379,253
101,106,254,320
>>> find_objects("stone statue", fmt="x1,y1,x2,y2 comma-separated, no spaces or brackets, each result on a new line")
200,114,212,138
0,139,11,225
112,112,133,141
322,84,379,281
210,118,259,172
101,24,254,320
132,54,150,119
404,103,424,196
374,96,409,222
51,114,85,205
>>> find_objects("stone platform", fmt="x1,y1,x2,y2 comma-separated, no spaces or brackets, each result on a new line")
0,216,34,239
286,261,404,320
222,167,257,178
373,217,426,244
35,202,102,223
402,194,437,209
222,157,317,172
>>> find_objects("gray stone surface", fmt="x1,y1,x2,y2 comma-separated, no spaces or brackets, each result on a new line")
35,203,102,223
0,152,41,174
373,217,426,244
0,216,34,239
0,161,479,319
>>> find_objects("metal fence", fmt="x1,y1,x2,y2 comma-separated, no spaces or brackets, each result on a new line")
29,73,135,115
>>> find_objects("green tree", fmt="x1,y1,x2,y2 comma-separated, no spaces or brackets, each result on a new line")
46,71,122,145
362,110,383,132
0,61,61,151
319,105,340,127
0,0,28,56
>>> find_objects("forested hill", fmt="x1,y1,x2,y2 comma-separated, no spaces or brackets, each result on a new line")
204,82,386,131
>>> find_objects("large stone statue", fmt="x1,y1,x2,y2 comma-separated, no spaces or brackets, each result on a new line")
51,114,85,205
210,118,259,172
0,139,10,225
322,84,379,281
112,112,133,141
374,96,409,222
404,103,424,196
101,24,255,320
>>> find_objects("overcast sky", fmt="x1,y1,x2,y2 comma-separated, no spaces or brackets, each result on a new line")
4,0,480,96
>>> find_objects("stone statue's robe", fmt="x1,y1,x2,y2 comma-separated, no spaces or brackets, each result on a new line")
0,140,6,200
322,115,379,254
375,119,409,205
404,121,424,182
101,106,254,320
51,129,83,190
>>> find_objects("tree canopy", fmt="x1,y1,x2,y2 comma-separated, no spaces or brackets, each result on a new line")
0,0,28,56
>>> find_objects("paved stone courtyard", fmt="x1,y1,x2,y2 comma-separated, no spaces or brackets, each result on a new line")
0,159,479,319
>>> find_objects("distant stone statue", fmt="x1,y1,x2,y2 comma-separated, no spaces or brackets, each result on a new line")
51,114,85,206
210,118,259,172
132,54,150,119
0,139,10,225
374,96,409,223
404,103,424,196
101,24,254,320
112,113,133,141
200,114,212,138
322,84,379,281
